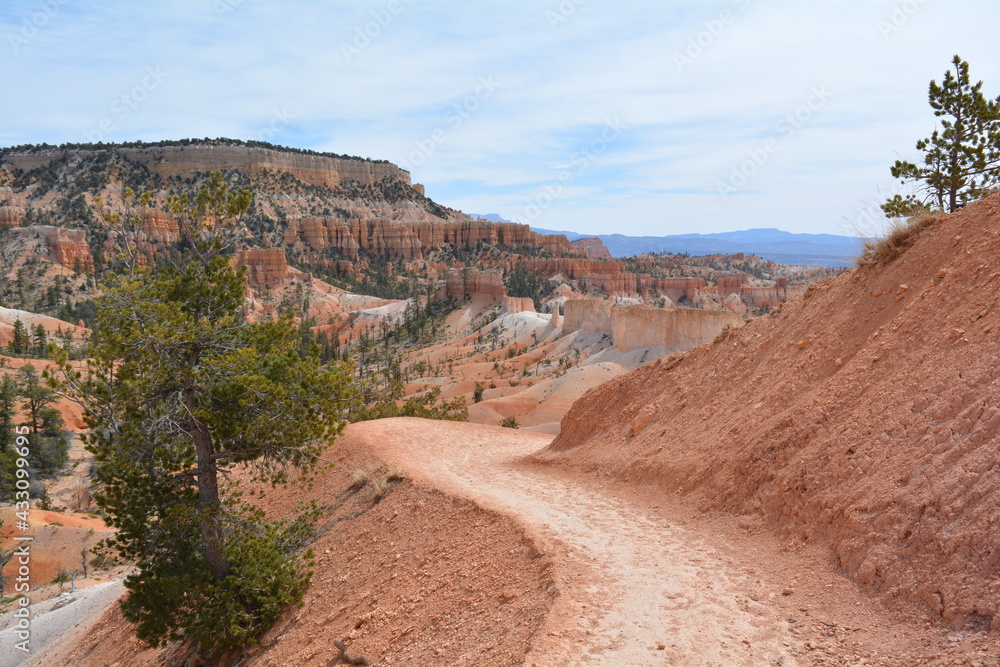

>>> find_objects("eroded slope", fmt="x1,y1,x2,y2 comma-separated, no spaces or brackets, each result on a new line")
537,194,1000,631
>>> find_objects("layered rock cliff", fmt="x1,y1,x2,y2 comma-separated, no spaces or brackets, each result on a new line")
610,305,740,353
2,143,411,190
562,298,739,353
0,205,23,229
443,268,507,301
234,247,296,288
571,237,613,260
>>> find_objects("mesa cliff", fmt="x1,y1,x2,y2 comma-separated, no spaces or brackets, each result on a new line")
2,143,411,190
538,194,1000,632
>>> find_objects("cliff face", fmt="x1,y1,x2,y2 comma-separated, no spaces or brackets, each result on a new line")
284,216,578,262
562,299,613,335
46,227,94,273
0,205,23,229
443,268,507,300
572,237,613,260
139,207,181,245
610,305,739,353
3,144,412,190
562,298,739,353
234,247,295,288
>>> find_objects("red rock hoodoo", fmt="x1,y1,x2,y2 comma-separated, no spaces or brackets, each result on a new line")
234,247,293,288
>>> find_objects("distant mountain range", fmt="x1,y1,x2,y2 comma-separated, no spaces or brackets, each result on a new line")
476,216,862,268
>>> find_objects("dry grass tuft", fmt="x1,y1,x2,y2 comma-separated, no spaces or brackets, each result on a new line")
349,464,404,502
349,467,372,490
713,323,737,344
855,210,939,268
370,475,391,501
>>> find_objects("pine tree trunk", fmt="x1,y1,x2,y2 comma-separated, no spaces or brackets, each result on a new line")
187,391,231,582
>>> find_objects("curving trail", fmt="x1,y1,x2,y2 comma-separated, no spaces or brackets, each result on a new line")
352,418,798,666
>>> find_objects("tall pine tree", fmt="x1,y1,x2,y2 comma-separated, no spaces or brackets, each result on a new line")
884,55,1000,216
54,173,352,651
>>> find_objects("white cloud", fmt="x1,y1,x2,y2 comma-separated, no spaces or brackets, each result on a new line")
1,0,998,235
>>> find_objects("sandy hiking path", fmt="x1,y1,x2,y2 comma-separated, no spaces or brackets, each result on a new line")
350,417,800,666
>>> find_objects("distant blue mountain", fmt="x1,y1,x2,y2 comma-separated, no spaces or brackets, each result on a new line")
470,213,512,223
529,226,863,268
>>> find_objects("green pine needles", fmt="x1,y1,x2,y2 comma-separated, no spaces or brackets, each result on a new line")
884,55,1000,217
52,172,351,651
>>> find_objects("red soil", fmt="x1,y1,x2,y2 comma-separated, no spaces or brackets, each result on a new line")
536,193,1000,633
42,423,554,666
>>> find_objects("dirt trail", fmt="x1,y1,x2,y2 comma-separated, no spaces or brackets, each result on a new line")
354,418,799,666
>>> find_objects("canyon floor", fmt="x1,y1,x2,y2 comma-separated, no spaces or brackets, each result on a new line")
19,418,999,666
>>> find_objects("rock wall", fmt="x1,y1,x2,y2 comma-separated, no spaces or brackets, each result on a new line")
139,207,180,245
611,305,741,353
572,237,613,260
1,145,412,190
284,217,578,261
234,247,294,288
563,299,613,335
563,298,739,353
46,228,94,273
12,226,94,272
643,277,705,303
443,268,507,300
501,297,535,314
0,205,23,229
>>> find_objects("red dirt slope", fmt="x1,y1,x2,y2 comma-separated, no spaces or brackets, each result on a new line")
41,425,553,666
535,194,1000,632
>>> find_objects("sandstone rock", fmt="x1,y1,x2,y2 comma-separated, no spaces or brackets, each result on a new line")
234,247,293,287
45,228,94,273
611,305,741,353
139,207,180,245
572,238,613,260
3,144,412,190
563,299,613,335
550,305,564,329
444,268,507,301
501,297,535,315
0,205,24,229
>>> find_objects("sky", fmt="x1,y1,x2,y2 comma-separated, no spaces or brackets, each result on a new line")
2,1,999,237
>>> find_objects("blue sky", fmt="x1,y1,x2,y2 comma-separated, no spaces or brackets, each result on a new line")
2,1,999,236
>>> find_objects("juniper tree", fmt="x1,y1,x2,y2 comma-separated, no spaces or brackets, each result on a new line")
54,173,351,651
884,55,1000,217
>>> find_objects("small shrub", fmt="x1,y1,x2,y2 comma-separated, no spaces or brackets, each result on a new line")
499,416,520,429
349,468,371,490
714,324,737,344
855,210,939,267
473,382,485,404
370,475,391,501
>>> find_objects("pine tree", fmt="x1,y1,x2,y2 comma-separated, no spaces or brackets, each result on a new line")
884,55,1000,217
9,320,28,356
31,323,47,358
54,173,352,651
0,376,19,501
